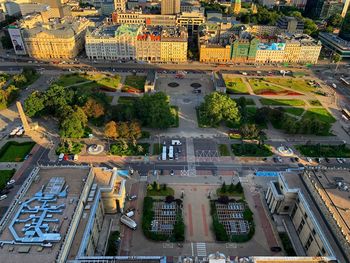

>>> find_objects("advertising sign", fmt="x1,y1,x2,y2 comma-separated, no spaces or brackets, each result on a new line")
8,27,27,55
257,42,285,51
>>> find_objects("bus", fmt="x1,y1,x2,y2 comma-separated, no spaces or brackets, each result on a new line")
162,146,167,161
340,78,350,87
168,146,174,160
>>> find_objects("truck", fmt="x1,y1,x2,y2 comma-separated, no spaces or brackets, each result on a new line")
120,215,137,230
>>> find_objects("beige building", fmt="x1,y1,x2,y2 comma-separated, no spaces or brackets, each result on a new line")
70,6,101,17
160,26,188,62
114,0,126,12
85,24,141,61
161,0,180,15
176,10,205,37
266,172,347,262
246,25,278,36
21,17,90,59
112,10,176,27
136,27,161,62
199,45,231,63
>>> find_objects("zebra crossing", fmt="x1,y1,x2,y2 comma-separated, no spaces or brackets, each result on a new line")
196,243,207,257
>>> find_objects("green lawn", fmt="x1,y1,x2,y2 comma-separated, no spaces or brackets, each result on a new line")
124,75,146,90
219,144,230,156
284,107,305,116
147,185,175,196
170,106,179,128
224,77,249,94
303,108,336,123
0,169,15,190
97,75,121,90
296,144,350,157
260,98,305,106
248,79,285,95
264,78,315,93
153,143,162,155
54,74,87,86
231,143,273,157
308,99,322,106
0,141,35,162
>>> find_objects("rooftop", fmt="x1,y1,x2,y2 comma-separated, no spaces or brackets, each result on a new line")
319,32,350,50
0,167,90,263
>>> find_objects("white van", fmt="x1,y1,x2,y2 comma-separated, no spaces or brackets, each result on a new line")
0,195,7,201
125,211,135,217
73,154,78,161
58,153,64,161
171,140,182,146
120,215,137,230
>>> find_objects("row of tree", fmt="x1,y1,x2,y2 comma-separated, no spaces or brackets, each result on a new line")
104,120,142,141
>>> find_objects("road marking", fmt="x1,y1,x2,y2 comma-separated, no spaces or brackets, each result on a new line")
163,243,174,248
196,242,207,257
201,204,208,237
191,242,194,256
188,204,194,236
225,243,237,249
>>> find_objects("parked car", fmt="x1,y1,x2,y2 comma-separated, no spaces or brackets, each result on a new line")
307,157,313,163
336,158,343,163
270,246,282,252
127,194,137,201
0,195,7,201
120,215,137,230
7,180,15,186
170,170,174,176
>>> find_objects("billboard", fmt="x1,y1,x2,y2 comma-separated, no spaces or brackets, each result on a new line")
257,42,285,51
8,27,27,55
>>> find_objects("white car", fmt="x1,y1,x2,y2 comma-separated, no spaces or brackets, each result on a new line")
307,157,313,163
7,180,15,186
341,158,346,163
336,158,343,163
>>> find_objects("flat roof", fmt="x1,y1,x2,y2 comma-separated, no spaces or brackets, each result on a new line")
304,170,350,245
0,167,90,263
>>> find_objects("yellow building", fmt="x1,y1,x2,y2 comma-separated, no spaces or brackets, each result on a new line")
160,27,188,62
255,49,285,63
22,17,90,59
199,45,231,63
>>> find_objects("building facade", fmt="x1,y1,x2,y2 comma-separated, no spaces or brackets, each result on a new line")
161,0,180,15
276,16,304,34
160,27,188,62
21,17,90,59
85,24,141,61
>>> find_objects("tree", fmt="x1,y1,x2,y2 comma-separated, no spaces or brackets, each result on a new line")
303,18,318,36
327,14,343,28
173,214,185,241
13,74,27,87
104,121,119,139
239,124,260,139
44,85,74,116
1,33,12,49
135,92,174,129
118,122,130,140
74,106,88,126
82,98,105,118
24,91,45,117
200,92,240,126
221,182,227,193
59,111,86,138
333,53,341,63
129,120,142,140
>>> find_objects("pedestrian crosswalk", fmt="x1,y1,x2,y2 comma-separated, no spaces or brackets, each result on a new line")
196,243,207,257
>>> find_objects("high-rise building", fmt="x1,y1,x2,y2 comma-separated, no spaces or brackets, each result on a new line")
339,10,350,41
161,0,180,15
304,0,325,19
113,0,125,12
276,16,304,34
342,0,350,17
232,0,241,14
320,0,344,19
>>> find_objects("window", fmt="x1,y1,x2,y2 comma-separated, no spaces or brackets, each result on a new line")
312,229,316,236
304,234,314,251
297,219,305,234
283,206,290,211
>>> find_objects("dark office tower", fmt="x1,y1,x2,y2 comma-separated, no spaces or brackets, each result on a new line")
304,0,325,19
339,11,350,41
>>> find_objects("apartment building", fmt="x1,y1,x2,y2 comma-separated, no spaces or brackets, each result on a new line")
136,26,161,62
112,10,176,27
161,0,180,15
85,24,141,60
160,26,188,62
20,17,90,59
276,16,304,34
176,10,205,37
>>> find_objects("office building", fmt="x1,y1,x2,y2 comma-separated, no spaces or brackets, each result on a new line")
266,171,348,262
304,0,325,19
113,0,125,12
339,10,350,41
161,0,180,15
180,0,202,12
176,10,205,37
276,16,304,34
319,32,350,58
232,0,241,14
85,24,141,61
21,17,90,59
112,10,176,27
320,1,344,19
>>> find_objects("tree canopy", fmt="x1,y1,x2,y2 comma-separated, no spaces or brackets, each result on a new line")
199,92,240,126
